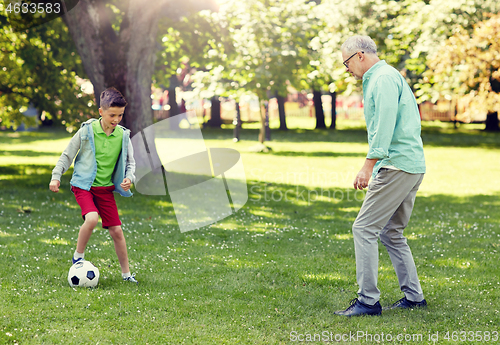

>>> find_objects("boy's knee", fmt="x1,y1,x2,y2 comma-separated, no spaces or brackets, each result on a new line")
108,226,124,240
84,212,99,227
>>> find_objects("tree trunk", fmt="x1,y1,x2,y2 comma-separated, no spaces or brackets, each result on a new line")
484,112,500,131
122,1,160,137
63,0,162,138
62,0,215,136
62,0,163,170
168,76,180,116
329,91,337,130
233,101,242,141
168,76,181,129
486,76,500,131
265,108,271,141
313,89,326,129
207,96,222,128
275,91,287,130
61,0,217,191
259,99,271,143
62,1,107,106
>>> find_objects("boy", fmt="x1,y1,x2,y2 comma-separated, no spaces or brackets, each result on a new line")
49,87,138,284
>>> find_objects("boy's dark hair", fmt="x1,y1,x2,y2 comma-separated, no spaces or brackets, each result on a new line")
100,87,127,109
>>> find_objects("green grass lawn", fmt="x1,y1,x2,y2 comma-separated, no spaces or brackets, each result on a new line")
0,118,499,344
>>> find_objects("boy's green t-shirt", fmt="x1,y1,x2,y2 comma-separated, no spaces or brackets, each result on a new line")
91,119,123,187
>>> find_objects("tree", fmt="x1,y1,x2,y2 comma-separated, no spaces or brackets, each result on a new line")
61,0,216,137
293,1,331,130
311,0,403,129
314,0,500,132
154,11,227,127
190,0,320,139
425,13,500,131
390,0,500,92
0,6,93,130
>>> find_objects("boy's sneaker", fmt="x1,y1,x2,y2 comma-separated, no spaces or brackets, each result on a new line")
72,257,84,264
123,274,138,285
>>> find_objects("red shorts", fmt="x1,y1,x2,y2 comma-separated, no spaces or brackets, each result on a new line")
71,185,121,229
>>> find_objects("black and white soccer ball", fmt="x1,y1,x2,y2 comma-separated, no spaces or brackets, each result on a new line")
68,261,100,288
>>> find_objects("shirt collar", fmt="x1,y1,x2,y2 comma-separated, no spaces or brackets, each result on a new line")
363,60,387,83
94,117,118,136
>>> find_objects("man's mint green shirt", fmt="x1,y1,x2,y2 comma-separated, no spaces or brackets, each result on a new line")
91,118,123,187
362,60,426,178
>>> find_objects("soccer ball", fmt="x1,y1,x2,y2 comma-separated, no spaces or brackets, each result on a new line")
68,261,100,288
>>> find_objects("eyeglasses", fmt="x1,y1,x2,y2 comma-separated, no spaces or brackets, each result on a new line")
343,51,363,68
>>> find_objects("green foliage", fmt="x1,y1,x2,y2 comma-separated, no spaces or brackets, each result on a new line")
278,0,405,94
3,0,500,131
390,0,500,94
189,0,319,101
0,4,94,131
424,14,500,122
184,0,500,99
154,11,227,89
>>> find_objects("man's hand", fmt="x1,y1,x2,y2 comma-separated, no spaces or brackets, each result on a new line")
120,178,132,191
353,159,378,190
49,180,60,193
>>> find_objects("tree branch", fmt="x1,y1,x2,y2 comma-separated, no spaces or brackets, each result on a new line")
0,85,27,98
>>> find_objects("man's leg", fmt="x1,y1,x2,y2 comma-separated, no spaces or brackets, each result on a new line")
380,174,424,302
353,169,423,305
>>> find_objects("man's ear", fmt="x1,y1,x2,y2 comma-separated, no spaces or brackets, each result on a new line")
98,108,103,116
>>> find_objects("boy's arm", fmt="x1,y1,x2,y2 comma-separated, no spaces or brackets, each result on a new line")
51,129,81,182
125,140,136,184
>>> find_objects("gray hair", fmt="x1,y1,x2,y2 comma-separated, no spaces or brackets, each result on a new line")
341,35,377,55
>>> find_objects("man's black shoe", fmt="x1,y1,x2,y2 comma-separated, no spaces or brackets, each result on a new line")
334,298,382,316
385,297,427,310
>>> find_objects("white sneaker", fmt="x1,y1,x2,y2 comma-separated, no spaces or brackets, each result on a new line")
123,274,138,285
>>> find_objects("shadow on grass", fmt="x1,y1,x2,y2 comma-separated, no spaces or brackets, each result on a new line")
202,126,500,148
1,150,60,157
2,123,500,149
421,127,500,149
201,127,369,144
269,151,366,158
0,127,71,144
0,165,54,187
3,164,498,258
1,165,499,277
1,164,499,338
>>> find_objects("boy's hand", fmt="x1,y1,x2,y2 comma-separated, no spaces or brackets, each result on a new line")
121,178,132,191
49,180,60,193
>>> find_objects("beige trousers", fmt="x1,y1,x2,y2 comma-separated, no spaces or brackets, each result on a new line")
353,168,425,305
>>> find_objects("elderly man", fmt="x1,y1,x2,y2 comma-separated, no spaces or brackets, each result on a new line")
335,35,427,316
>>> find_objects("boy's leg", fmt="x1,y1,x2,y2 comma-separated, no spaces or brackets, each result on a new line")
92,186,135,281
72,186,100,261
76,212,99,253
108,225,130,274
